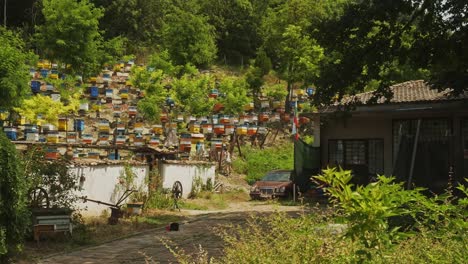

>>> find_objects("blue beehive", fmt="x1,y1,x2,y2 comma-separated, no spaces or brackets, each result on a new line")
3,127,17,141
40,69,49,78
74,119,85,132
108,153,121,160
31,81,41,93
90,86,99,97
306,87,314,96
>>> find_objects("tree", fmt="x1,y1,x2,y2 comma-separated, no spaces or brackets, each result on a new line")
276,25,323,112
161,5,217,66
0,27,34,111
172,74,216,117
131,65,168,123
23,147,79,209
0,132,29,262
35,0,103,77
14,94,79,126
217,77,250,115
201,0,266,65
413,0,468,94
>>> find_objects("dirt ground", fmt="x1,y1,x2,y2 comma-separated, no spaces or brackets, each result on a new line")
37,203,305,264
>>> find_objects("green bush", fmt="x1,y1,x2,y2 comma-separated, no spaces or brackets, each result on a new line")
233,142,294,184
0,132,30,262
165,169,467,264
314,168,468,261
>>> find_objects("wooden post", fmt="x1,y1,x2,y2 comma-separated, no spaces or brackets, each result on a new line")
260,130,270,148
407,119,421,189
236,136,243,158
218,148,223,172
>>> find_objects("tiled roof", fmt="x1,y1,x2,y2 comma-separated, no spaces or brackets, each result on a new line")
342,80,467,105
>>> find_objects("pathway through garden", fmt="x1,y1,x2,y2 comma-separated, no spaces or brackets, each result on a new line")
39,203,304,263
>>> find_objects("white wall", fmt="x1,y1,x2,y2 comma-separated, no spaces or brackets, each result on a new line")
160,162,216,199
71,165,148,216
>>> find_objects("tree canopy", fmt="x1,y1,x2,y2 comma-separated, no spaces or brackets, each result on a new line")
35,0,103,77
0,27,34,110
1,0,466,108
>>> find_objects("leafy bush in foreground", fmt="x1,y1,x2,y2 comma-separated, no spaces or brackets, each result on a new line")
165,168,467,264
0,132,30,262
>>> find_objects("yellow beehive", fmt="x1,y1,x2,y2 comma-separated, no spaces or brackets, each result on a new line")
0,112,8,120
243,102,254,111
189,123,200,133
296,89,306,96
37,61,44,69
152,125,163,134
236,126,247,135
43,60,52,69
47,133,59,143
58,118,68,131
92,104,101,111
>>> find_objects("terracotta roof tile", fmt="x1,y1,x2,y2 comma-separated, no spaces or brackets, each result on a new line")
343,80,467,105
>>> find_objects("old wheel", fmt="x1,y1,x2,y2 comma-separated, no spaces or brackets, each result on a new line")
172,181,183,200
28,187,50,208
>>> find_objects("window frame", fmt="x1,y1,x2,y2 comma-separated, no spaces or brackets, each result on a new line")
328,138,384,175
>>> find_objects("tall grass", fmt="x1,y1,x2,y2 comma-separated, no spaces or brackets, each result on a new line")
233,142,294,184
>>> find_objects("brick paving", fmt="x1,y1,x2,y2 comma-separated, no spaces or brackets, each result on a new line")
38,212,260,264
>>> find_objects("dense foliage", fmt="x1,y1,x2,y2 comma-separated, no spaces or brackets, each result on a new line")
169,169,468,263
22,147,79,209
233,142,294,184
0,132,30,262
35,0,103,77
0,28,35,111
3,0,467,111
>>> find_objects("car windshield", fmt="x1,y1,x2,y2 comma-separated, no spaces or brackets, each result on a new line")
261,171,291,182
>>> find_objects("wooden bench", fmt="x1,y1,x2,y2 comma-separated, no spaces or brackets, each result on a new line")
33,215,73,242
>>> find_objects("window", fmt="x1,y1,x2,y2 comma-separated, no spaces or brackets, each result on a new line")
328,139,384,174
393,118,451,159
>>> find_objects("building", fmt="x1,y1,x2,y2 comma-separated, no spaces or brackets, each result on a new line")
307,80,468,192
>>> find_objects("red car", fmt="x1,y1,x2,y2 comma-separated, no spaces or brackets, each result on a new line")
250,170,294,199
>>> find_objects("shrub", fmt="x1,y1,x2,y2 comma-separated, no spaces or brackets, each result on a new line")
165,168,467,263
23,146,79,209
314,167,468,261
233,142,294,184
0,132,30,262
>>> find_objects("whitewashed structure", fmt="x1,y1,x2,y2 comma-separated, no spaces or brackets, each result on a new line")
159,160,216,199
71,161,149,216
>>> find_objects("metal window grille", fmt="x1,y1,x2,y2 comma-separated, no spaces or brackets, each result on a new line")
328,139,384,174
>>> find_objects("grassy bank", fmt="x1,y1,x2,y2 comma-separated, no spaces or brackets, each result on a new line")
233,142,294,184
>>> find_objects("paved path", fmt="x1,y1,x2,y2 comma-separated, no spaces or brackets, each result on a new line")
39,210,299,264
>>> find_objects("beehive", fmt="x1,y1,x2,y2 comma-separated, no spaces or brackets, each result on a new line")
201,123,213,134
46,131,59,143
58,118,68,131
152,125,163,134
247,126,258,136
214,124,225,135
243,102,254,111
236,125,247,135
189,123,201,133
191,133,205,144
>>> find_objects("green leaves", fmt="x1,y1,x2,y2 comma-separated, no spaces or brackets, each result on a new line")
314,168,468,260
0,27,34,110
161,6,217,66
0,132,30,259
36,0,104,77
